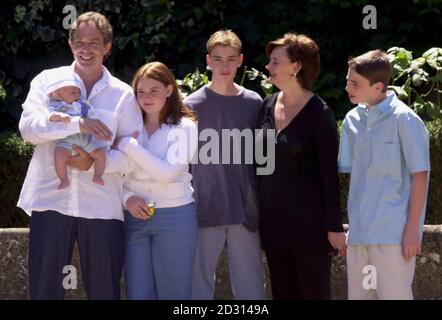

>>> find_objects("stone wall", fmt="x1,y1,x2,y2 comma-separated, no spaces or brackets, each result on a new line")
1,226,441,300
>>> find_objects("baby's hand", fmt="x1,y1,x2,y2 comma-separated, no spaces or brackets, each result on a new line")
49,112,71,123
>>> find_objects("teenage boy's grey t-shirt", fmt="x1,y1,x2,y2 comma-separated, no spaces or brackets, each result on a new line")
184,85,262,231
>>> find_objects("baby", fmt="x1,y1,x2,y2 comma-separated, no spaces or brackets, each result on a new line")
46,73,107,189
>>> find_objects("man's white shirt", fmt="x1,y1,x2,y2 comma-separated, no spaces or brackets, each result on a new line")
17,62,143,221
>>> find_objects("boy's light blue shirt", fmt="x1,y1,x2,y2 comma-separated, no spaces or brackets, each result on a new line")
338,91,430,245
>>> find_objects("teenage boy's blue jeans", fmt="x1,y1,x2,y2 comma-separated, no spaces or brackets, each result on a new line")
123,202,197,300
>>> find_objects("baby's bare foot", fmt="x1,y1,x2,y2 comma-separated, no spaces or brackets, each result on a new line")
93,175,105,185
57,180,69,190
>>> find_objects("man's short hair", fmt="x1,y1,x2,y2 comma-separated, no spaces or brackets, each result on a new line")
69,11,113,44
206,30,242,54
348,50,392,92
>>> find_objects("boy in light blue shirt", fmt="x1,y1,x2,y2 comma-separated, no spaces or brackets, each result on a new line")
339,50,430,299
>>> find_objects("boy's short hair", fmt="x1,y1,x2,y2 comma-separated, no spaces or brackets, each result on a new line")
265,33,320,90
69,11,113,44
348,50,392,92
206,30,242,54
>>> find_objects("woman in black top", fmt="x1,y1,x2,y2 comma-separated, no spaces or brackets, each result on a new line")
257,33,346,300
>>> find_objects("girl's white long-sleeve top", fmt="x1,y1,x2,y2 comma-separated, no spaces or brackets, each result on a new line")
17,63,143,221
118,117,198,209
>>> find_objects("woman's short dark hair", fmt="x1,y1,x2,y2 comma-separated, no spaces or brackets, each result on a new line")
266,33,320,90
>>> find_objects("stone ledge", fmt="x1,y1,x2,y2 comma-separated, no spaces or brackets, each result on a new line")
0,226,441,300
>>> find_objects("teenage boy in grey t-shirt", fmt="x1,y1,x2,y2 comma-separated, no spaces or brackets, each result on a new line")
184,30,266,300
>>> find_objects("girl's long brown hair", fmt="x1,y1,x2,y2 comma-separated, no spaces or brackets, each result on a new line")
131,61,197,125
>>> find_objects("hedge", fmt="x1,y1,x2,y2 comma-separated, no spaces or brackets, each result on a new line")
1,118,441,227
0,132,33,227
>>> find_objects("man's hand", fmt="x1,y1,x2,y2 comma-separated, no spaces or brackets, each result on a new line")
79,117,113,141
49,112,71,123
126,196,151,220
328,231,347,257
402,225,422,261
66,144,94,171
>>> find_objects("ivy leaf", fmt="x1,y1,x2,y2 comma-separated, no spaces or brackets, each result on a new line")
411,57,425,70
412,101,425,113
388,47,413,70
423,47,442,71
422,47,442,59
0,83,6,100
389,85,409,100
246,68,259,81
425,101,441,119
412,73,425,87
14,5,26,23
260,79,273,96
426,57,439,70
413,94,428,114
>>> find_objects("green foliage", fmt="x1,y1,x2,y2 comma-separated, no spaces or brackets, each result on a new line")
176,66,274,98
177,68,209,98
1,0,442,129
0,82,5,101
0,132,33,227
244,67,274,97
426,118,442,224
388,47,442,119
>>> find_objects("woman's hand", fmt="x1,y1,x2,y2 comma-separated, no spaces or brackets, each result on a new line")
126,195,151,220
112,131,140,150
328,231,347,257
66,144,94,171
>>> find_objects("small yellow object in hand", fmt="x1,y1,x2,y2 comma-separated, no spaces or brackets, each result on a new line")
147,200,156,217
